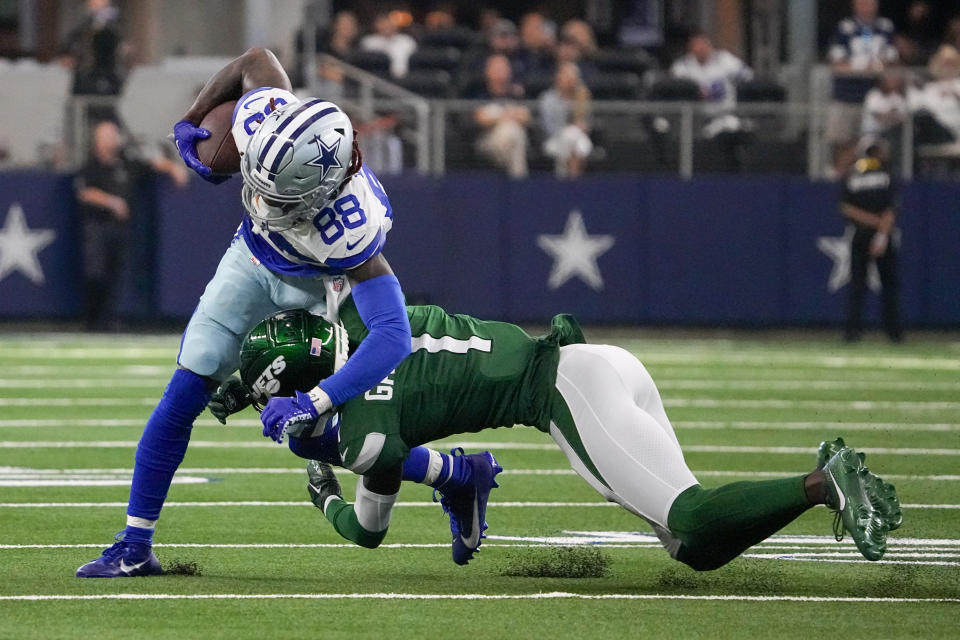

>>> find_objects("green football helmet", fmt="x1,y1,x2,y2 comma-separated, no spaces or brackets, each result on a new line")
239,309,349,407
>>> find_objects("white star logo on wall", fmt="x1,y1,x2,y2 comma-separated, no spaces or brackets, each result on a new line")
537,210,615,291
0,203,57,285
816,227,880,293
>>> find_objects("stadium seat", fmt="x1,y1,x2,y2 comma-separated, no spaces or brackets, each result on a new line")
591,49,653,77
347,51,391,76
587,72,642,100
648,78,701,101
419,27,479,51
737,78,787,102
399,70,453,98
409,47,462,73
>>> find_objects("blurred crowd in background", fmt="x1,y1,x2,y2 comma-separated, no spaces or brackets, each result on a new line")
1,0,960,179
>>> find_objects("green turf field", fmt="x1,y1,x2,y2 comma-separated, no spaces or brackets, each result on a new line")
1,331,957,639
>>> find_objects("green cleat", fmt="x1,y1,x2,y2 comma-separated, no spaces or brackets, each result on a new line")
866,473,903,531
822,447,889,561
817,437,902,531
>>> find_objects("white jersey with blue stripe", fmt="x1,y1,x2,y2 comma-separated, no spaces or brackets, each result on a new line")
230,87,394,277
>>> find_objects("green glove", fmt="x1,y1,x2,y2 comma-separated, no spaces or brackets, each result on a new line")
307,460,343,513
208,375,253,424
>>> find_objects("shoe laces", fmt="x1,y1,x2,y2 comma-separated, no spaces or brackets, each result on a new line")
832,512,845,543
100,532,128,558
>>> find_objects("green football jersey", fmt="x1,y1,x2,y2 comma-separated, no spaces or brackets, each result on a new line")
334,301,584,475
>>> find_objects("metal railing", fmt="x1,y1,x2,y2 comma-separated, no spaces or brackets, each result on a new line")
44,61,953,181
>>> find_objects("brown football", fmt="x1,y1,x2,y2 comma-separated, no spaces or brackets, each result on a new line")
195,100,240,175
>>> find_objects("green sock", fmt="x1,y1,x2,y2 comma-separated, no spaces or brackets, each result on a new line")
667,476,812,571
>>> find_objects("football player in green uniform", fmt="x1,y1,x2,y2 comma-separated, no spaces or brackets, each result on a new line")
215,302,902,569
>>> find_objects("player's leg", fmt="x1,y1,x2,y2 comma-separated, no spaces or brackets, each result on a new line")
876,242,902,342
550,344,699,527
549,344,887,570
78,240,279,577
845,229,870,341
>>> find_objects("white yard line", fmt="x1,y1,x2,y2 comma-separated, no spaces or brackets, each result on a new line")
0,500,955,509
673,420,960,432
0,592,957,603
2,418,957,433
1,466,957,482
2,441,959,458
657,380,960,391
3,397,960,411
5,378,960,391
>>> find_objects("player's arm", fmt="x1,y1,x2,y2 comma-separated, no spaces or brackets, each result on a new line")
182,47,291,124
76,186,129,221
307,461,402,548
841,203,892,232
309,254,412,411
174,47,291,179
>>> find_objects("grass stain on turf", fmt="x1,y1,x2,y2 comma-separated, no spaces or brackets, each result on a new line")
164,560,202,576
499,546,611,578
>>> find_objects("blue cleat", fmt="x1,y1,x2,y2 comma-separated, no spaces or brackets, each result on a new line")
437,449,503,565
76,533,163,578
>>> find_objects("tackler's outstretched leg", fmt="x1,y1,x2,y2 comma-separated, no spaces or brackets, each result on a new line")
549,344,699,528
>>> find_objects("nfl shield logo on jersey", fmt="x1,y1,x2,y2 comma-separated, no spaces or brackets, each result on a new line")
332,277,344,292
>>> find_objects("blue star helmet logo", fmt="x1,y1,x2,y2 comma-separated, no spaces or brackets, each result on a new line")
304,135,343,181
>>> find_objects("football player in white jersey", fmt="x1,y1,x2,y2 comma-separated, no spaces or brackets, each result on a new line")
76,47,428,577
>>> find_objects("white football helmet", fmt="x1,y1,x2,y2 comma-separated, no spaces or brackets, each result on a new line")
240,99,355,231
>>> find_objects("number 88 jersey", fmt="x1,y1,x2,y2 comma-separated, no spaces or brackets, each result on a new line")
238,163,393,276
231,88,394,277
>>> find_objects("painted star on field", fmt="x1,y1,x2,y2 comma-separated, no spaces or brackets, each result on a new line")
304,135,343,181
816,227,880,293
0,203,56,285
537,210,615,291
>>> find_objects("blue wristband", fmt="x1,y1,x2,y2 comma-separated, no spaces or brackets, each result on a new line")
318,274,410,406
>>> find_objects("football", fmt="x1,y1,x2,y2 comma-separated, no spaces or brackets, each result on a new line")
195,100,240,175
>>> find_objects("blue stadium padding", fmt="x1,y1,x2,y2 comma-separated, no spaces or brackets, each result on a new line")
0,172,80,316
2,171,958,327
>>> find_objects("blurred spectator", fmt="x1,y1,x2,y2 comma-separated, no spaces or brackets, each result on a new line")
840,139,902,343
294,10,359,89
944,17,960,51
75,120,187,331
909,45,960,145
671,32,752,114
360,11,417,78
826,0,898,178
894,1,939,66
474,54,530,178
554,35,597,81
425,5,457,31
539,62,593,178
478,8,504,38
518,12,556,78
561,20,599,68
829,0,898,72
861,67,908,139
671,32,753,170
327,11,361,57
59,0,125,97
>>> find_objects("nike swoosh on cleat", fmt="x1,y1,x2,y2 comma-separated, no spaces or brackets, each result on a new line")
460,498,481,549
120,559,149,574
828,471,846,511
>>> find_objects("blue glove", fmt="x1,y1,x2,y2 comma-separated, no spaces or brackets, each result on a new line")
260,390,320,444
172,120,229,184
